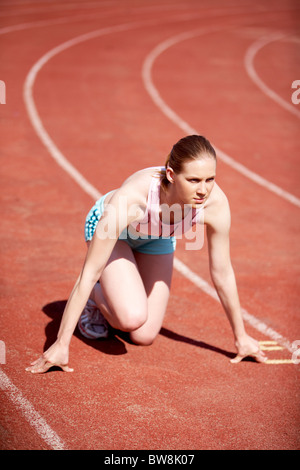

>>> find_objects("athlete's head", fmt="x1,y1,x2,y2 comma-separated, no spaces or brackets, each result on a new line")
162,135,217,193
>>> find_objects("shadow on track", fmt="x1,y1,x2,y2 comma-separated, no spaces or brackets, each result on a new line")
42,300,235,360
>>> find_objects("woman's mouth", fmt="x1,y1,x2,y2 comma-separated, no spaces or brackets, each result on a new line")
194,196,205,203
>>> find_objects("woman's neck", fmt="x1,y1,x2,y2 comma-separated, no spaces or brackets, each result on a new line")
159,184,188,223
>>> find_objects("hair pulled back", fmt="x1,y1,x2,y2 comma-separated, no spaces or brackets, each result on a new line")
160,135,216,191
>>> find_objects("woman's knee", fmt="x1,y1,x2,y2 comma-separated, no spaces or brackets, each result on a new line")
117,307,148,332
129,329,158,346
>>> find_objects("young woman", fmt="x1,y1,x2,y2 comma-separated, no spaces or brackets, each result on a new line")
26,135,266,373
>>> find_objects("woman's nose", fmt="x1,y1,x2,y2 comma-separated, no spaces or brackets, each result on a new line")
197,182,206,195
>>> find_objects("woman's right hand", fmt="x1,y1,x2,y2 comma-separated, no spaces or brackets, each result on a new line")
26,340,73,374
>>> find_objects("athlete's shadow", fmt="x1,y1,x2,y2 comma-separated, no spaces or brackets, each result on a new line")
42,300,234,360
42,300,127,356
159,328,234,359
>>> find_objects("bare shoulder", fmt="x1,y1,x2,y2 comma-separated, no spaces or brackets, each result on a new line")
122,167,159,189
106,167,160,207
204,183,231,231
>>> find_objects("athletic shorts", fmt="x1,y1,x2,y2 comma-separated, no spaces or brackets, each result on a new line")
84,192,176,255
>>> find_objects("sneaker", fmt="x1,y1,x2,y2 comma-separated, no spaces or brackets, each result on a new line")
78,299,109,339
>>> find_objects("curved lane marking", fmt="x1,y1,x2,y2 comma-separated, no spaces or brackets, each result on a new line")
23,21,295,354
142,29,300,208
1,5,297,452
244,32,300,119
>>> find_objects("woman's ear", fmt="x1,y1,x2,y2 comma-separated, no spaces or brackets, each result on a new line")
166,166,175,184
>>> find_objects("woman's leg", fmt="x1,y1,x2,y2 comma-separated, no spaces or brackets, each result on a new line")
129,250,173,345
90,241,173,345
91,240,149,332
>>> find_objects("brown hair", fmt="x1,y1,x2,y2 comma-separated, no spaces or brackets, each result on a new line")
160,135,216,191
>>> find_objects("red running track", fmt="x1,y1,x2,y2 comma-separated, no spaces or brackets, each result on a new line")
0,0,299,450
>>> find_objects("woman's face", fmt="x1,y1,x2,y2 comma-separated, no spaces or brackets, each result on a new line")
167,157,216,207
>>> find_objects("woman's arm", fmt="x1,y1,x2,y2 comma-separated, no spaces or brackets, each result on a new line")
26,227,119,373
206,196,266,363
26,187,145,373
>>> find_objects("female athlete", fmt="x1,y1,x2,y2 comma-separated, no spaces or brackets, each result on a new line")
26,135,266,373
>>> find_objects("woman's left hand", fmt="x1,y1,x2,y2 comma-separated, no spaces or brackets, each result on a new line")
230,334,267,364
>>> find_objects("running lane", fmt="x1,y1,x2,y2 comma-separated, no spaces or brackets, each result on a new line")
0,0,299,450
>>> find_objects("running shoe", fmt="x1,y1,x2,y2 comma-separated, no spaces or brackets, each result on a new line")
78,299,109,339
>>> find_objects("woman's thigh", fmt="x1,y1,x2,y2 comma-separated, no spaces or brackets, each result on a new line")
129,250,174,345
94,241,174,343
97,240,149,331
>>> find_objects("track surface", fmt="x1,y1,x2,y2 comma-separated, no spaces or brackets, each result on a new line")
0,0,299,451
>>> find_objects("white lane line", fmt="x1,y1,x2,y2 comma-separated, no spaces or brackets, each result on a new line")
23,23,145,201
0,3,254,35
23,21,295,355
0,14,243,452
173,258,294,354
2,6,296,452
142,29,300,209
0,15,99,35
0,3,176,35
0,369,66,450
5,11,299,205
265,359,295,364
0,1,118,17
22,26,219,203
244,32,300,119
